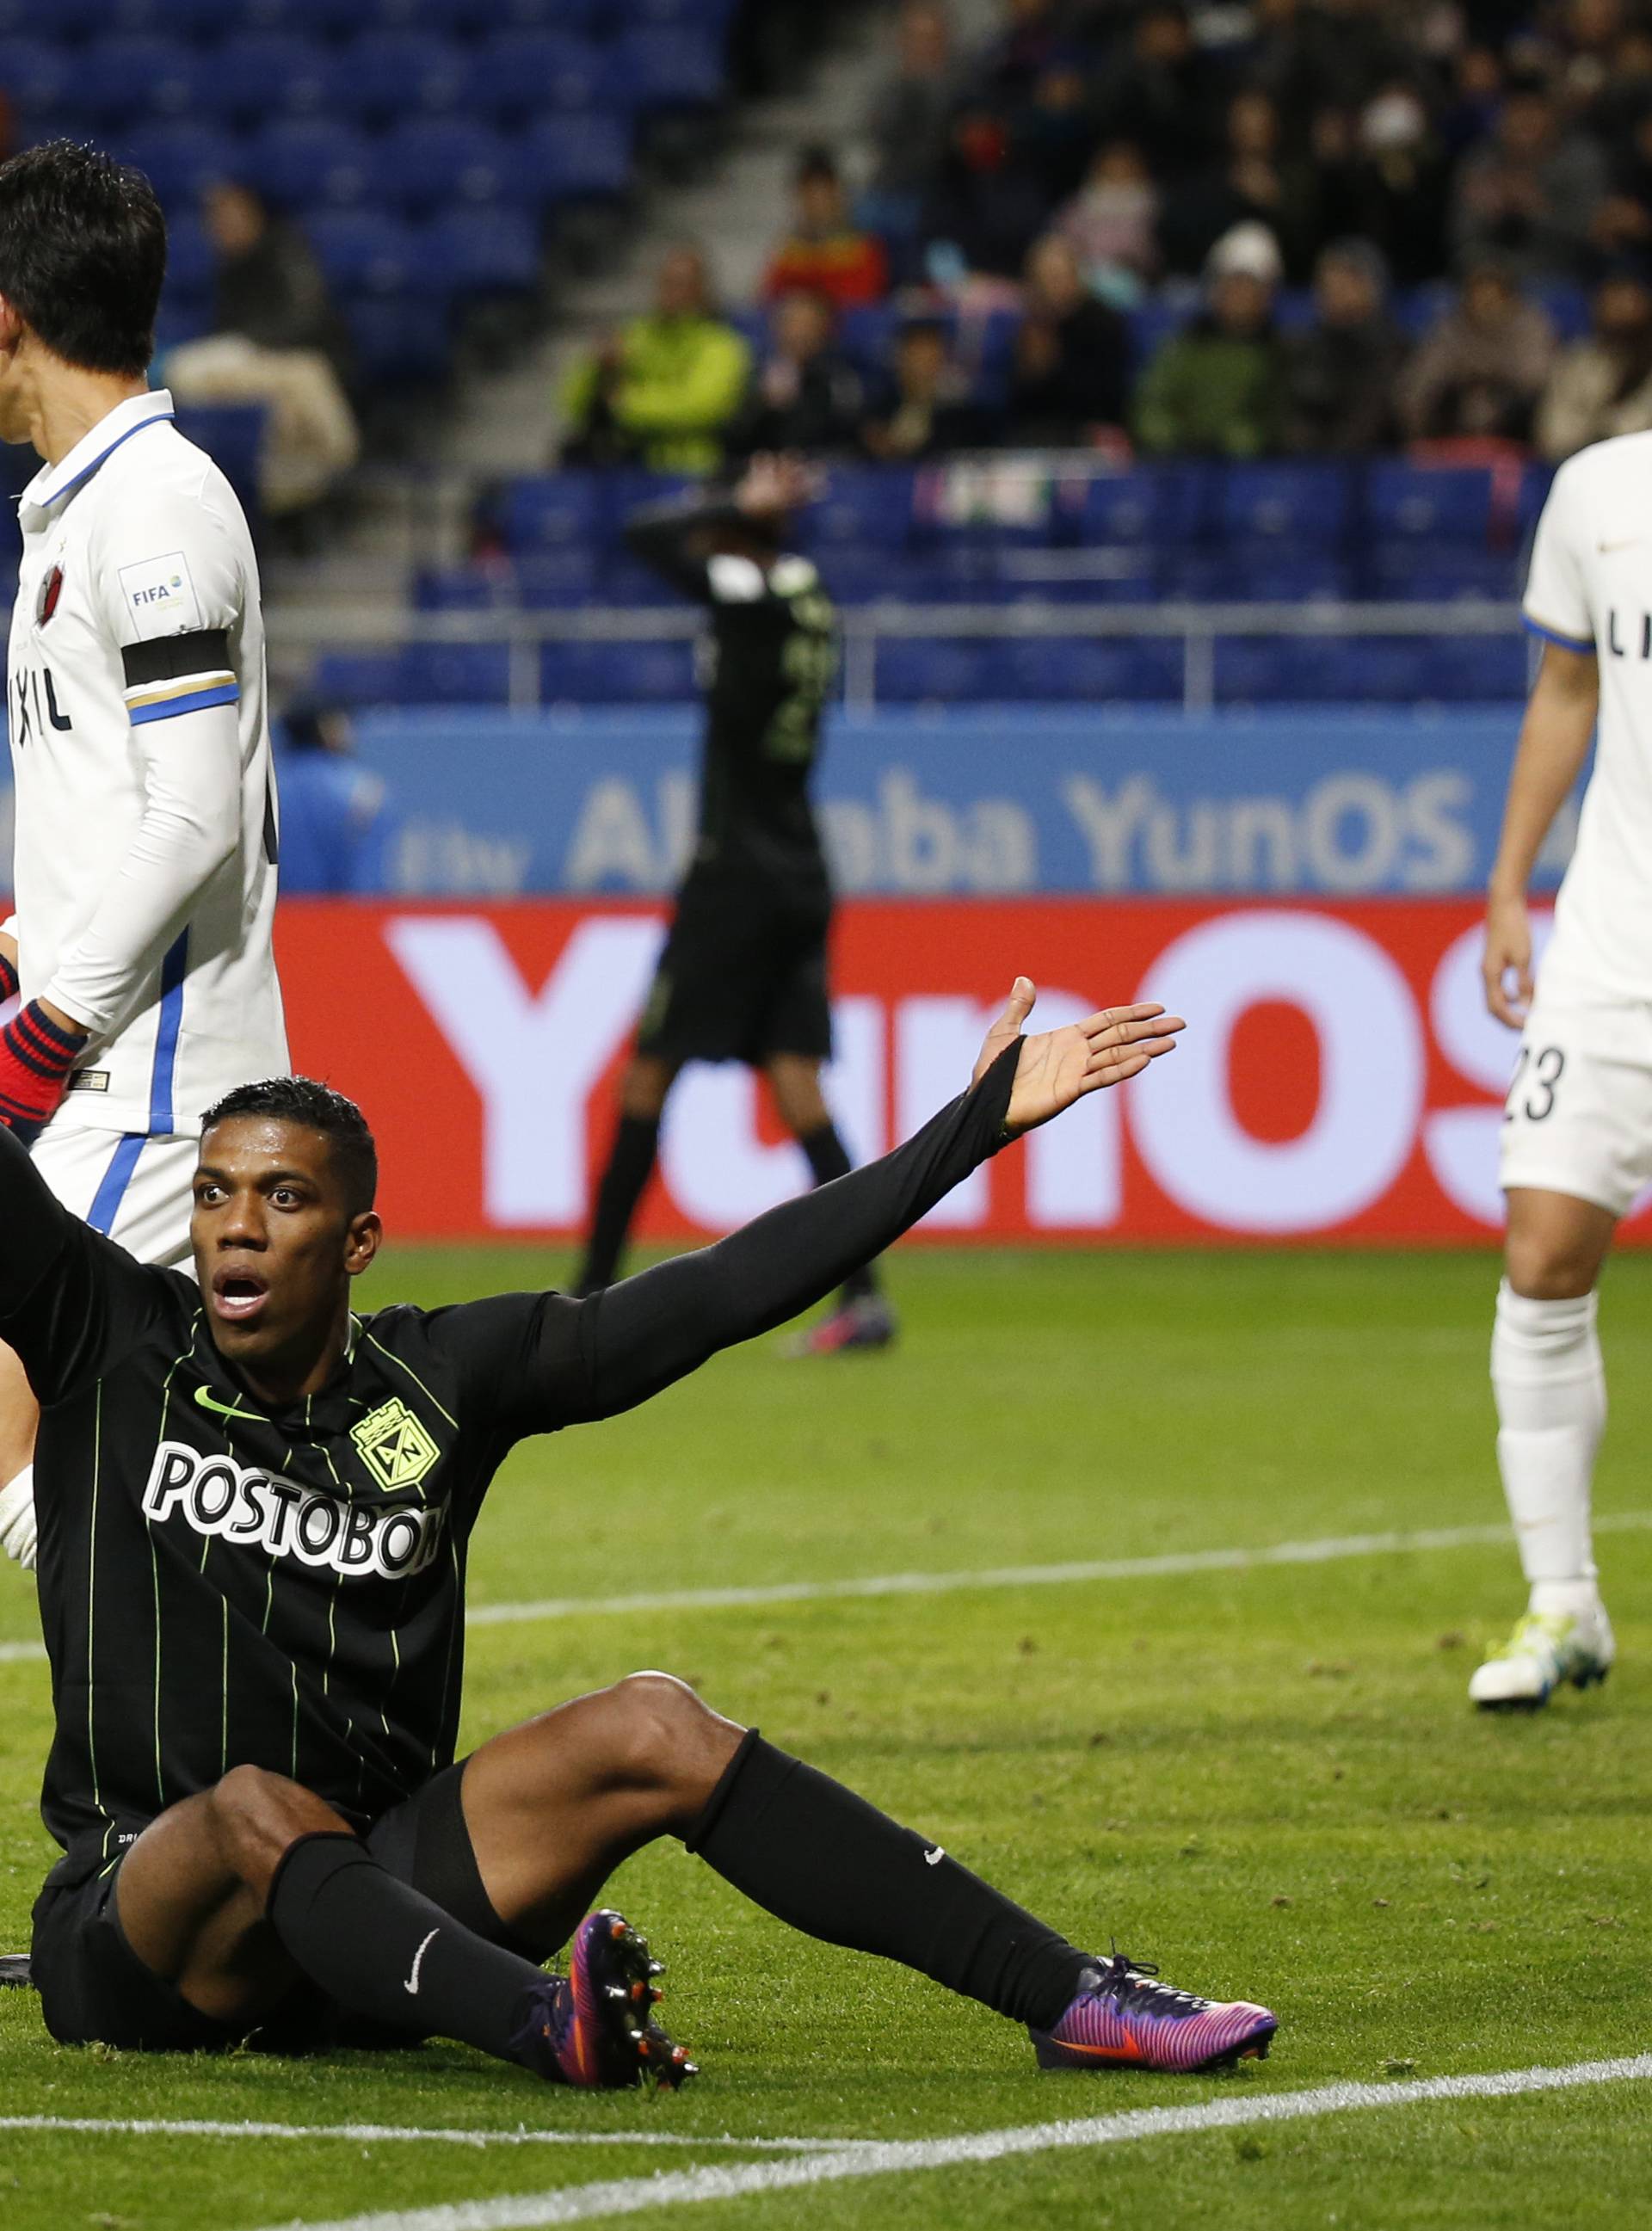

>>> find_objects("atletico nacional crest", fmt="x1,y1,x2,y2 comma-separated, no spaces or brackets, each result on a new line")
38,564,63,626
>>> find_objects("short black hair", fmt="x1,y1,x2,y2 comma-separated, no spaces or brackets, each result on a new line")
0,141,166,378
200,1076,379,1215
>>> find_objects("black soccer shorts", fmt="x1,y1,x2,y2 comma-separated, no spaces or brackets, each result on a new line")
30,1760,514,2053
637,872,834,1067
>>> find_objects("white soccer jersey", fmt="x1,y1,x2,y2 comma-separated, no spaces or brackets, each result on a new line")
1524,431,1652,1000
5,388,288,1141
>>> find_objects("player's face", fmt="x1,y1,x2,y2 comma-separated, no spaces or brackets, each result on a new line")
191,1117,379,1371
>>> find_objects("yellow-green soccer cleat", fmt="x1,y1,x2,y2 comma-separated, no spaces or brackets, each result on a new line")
1468,1605,1615,1710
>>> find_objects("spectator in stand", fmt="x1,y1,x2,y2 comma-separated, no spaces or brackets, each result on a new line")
1536,263,1652,460
969,0,1066,108
1280,239,1409,453
272,699,388,896
1133,222,1285,459
1055,139,1160,299
1012,52,1098,207
1158,88,1316,280
1449,81,1606,280
1397,255,1557,445
1002,233,1130,445
732,292,865,459
861,0,959,264
1438,45,1506,163
1592,102,1652,260
860,319,989,459
1346,80,1451,287
166,181,359,524
922,103,1052,280
561,244,751,476
1091,4,1222,186
763,149,889,311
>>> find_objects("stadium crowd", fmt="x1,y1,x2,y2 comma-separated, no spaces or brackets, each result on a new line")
558,0,1652,472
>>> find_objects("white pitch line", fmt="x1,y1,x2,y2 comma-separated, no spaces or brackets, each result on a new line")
255,2054,1652,2231
2,1510,1649,1669
0,2117,865,2153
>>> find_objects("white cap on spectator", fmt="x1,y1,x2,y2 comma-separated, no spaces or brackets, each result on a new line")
1205,220,1284,287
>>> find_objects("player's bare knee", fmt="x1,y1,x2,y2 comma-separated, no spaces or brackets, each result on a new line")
1504,1231,1601,1300
611,1670,735,1792
206,1765,327,1884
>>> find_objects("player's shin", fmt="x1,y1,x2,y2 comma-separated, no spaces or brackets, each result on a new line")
266,1832,549,2061
683,1732,1092,2029
1491,1279,1606,1612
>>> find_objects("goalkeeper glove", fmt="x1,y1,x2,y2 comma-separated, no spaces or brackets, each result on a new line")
0,1470,36,1573
0,1000,86,1146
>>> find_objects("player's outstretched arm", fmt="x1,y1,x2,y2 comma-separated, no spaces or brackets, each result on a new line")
564,980,1181,1421
0,1127,165,1410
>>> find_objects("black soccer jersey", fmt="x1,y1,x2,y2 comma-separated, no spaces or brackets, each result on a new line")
626,501,838,890
1,1045,1020,1871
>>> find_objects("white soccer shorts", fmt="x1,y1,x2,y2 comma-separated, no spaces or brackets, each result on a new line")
30,1125,199,1271
1500,985,1652,1218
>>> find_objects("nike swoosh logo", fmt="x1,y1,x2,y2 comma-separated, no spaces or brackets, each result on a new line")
193,1386,265,1426
404,1927,438,1996
1598,538,1644,553
923,1846,945,1866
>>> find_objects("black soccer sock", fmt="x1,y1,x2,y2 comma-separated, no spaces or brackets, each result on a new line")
797,1122,879,1303
266,1833,545,2059
685,1735,1092,2031
578,1112,661,1294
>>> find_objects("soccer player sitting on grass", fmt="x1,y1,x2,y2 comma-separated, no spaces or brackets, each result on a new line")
4,982,1278,2082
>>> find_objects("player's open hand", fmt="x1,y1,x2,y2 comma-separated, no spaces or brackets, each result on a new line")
1482,891,1534,1028
975,978,1185,1139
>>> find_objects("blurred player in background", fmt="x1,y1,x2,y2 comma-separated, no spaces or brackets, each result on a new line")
576,453,894,1353
1474,429,1652,1709
0,141,287,1571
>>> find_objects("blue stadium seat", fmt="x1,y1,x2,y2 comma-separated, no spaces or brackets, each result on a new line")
118,124,241,210
375,120,512,213
873,642,991,702
515,550,601,607
837,304,900,377
311,650,407,707
415,566,502,612
0,42,70,124
246,120,373,212
422,210,541,298
1214,638,1345,703
344,298,452,385
1220,462,1353,552
213,34,330,125
67,37,201,126
979,638,1183,702
1426,637,1529,699
517,116,634,205
1518,460,1556,537
541,641,697,702
809,469,915,552
502,474,607,552
1126,298,1192,369
333,32,470,123
398,644,512,705
615,26,726,112
163,213,215,303
467,33,620,120
307,211,421,298
1359,545,1520,601
595,556,688,607
245,0,364,34
1364,461,1494,545
1162,551,1353,601
1080,464,1211,546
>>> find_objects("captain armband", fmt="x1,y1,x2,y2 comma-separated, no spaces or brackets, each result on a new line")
120,628,238,727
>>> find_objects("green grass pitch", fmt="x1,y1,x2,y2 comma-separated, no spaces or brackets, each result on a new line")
1,1245,1649,2229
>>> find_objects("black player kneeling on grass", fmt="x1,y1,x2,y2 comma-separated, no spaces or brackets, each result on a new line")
3,981,1279,2081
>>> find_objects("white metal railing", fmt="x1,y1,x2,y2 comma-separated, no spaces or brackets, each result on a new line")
278,599,1532,715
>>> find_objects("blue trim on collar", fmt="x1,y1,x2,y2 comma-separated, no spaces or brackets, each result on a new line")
34,404,174,510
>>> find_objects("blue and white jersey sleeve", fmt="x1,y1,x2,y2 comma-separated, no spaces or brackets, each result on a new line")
91,479,246,728
1522,459,1595,654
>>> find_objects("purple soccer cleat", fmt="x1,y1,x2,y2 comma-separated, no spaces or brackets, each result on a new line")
509,1909,696,2090
1030,1951,1277,2074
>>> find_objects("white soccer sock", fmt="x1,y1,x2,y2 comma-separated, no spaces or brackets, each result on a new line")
1491,1281,1605,1615
0,1464,38,1572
